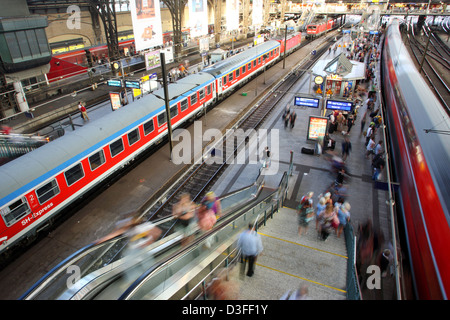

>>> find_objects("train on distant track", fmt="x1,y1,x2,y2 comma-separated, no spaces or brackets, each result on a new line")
381,19,450,299
0,32,314,257
306,16,343,39
47,39,136,82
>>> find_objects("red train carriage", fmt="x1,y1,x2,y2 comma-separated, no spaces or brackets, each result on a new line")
382,19,450,299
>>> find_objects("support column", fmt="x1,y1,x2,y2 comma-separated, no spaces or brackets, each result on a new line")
214,0,222,45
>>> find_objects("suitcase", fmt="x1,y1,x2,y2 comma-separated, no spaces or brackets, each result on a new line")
301,147,314,155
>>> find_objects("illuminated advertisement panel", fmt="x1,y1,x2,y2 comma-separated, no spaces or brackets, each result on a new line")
110,92,122,111
326,99,353,112
294,96,320,108
189,0,208,37
129,0,163,51
307,116,328,141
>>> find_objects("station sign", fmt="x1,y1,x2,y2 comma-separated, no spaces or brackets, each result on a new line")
294,96,320,108
307,116,328,142
326,99,353,112
107,79,122,87
124,80,141,89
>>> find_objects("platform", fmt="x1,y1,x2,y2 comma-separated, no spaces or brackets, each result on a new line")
209,38,397,300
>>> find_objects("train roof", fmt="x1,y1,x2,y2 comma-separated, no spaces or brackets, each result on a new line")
386,19,450,214
201,40,280,77
0,72,216,206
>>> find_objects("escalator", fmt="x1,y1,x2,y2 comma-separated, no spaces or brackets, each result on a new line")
20,170,289,300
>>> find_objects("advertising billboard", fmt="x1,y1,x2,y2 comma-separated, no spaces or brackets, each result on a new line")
145,50,161,71
129,0,163,51
252,0,263,26
226,0,239,30
307,116,328,141
189,0,208,37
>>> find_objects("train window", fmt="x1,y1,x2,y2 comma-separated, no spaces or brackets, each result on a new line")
248,63,251,70
229,72,233,82
170,105,178,118
258,57,261,64
206,84,211,96
236,68,240,78
89,150,106,171
64,163,84,186
0,197,31,227
143,119,154,135
180,99,188,112
190,93,197,105
253,60,256,68
199,89,205,100
127,128,140,146
270,50,273,57
158,112,167,126
36,179,60,204
242,65,246,73
109,138,124,158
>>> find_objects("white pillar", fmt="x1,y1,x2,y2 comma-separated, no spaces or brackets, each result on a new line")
13,81,29,112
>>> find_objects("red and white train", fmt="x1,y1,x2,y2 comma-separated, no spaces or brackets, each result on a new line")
382,19,450,299
306,16,343,39
0,37,304,256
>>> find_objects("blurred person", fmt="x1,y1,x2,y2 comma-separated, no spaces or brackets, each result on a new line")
201,191,222,218
318,203,335,241
372,152,386,181
341,136,352,161
366,136,376,159
316,197,327,230
172,193,197,246
297,198,314,237
280,284,310,300
237,223,263,277
337,202,351,238
206,269,239,300
263,146,271,168
122,217,162,282
290,111,297,128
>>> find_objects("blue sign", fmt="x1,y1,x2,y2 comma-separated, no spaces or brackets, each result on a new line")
369,30,379,35
124,80,141,89
149,73,157,79
107,79,122,87
326,100,353,112
294,96,320,108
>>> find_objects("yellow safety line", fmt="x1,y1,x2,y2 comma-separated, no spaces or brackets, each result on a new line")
255,262,347,293
257,232,348,259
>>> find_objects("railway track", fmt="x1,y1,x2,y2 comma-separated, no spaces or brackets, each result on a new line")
406,21,450,114
140,37,335,239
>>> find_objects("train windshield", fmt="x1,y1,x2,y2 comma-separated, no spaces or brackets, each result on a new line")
307,26,316,30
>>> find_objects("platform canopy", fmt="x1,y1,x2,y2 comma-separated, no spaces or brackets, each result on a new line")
311,54,365,81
